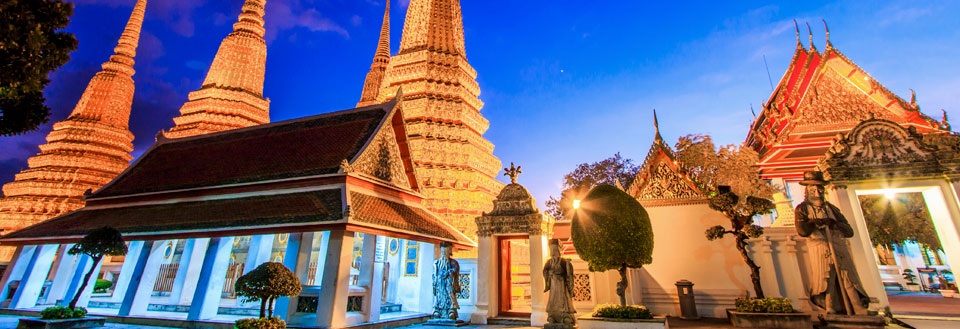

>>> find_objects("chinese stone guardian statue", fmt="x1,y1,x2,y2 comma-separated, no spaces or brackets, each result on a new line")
795,171,870,316
543,239,577,328
431,241,463,324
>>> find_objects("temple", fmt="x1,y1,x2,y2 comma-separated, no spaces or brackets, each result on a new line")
377,0,504,249
164,0,270,138
357,0,391,107
0,0,147,259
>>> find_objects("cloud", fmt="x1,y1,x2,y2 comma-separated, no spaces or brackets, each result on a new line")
265,0,350,42
878,6,931,26
352,15,363,27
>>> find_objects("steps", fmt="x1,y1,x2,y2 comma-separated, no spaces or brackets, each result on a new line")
487,316,532,326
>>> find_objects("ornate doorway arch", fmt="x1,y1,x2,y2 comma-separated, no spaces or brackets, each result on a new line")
818,118,960,312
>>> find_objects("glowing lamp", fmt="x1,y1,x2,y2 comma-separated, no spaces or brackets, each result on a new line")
572,199,581,210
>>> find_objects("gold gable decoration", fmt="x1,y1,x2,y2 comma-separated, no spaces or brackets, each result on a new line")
625,127,708,207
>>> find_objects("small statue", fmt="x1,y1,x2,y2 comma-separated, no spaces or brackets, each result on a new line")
432,241,462,321
543,239,577,328
795,171,870,315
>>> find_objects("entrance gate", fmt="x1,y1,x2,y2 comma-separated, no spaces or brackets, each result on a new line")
818,118,960,312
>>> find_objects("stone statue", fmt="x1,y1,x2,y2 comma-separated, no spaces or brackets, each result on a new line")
795,171,870,315
432,241,461,322
543,239,577,328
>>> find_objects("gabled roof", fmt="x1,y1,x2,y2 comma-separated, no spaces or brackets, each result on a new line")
96,99,401,198
624,112,708,207
746,25,946,154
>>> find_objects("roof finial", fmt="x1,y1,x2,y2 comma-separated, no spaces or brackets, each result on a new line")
793,19,801,47
909,89,918,109
504,162,522,184
822,19,830,46
806,21,815,50
750,104,757,119
942,109,951,130
653,109,663,141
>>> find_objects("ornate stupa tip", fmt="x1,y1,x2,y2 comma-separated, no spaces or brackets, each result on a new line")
234,0,267,38
503,162,522,184
376,0,391,59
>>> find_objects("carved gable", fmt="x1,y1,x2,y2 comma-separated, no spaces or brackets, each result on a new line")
792,69,899,130
626,138,707,206
349,114,412,189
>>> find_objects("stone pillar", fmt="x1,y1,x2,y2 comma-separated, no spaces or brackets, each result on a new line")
243,234,275,275
417,243,437,314
931,181,960,281
528,234,548,326
60,254,103,308
119,240,167,316
0,245,35,303
187,236,235,321
169,239,196,303
757,237,782,298
316,230,355,328
275,232,314,321
45,244,78,305
313,231,330,286
357,234,383,322
109,241,144,302
10,244,58,309
830,186,889,310
177,238,210,305
780,235,811,311
470,236,495,324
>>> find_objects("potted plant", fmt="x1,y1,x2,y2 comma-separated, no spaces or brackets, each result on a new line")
939,270,957,298
726,298,810,328
18,226,127,329
571,184,664,329
903,269,920,291
234,262,303,329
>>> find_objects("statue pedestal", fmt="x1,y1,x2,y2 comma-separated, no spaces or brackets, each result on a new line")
424,319,469,327
544,323,577,329
818,314,885,328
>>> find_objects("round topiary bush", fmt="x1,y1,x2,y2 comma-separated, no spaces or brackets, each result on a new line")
571,184,654,306
235,262,302,319
93,279,113,293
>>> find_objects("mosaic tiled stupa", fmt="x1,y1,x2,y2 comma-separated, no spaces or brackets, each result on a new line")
0,0,148,241
165,0,270,138
375,0,505,250
357,0,391,107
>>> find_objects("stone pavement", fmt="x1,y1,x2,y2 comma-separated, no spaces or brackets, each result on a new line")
0,315,177,329
887,291,960,317
395,317,737,329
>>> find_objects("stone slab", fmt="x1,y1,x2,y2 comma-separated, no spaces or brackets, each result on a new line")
544,323,576,329
424,319,470,327
727,310,812,328
16,317,105,329
816,314,885,329
578,316,668,329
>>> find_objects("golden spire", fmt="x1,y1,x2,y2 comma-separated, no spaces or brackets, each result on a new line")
398,0,466,56
358,0,391,107
0,0,146,238
165,0,270,138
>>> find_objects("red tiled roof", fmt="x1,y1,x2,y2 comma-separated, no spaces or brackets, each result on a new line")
1,189,343,241
95,104,392,198
349,192,457,242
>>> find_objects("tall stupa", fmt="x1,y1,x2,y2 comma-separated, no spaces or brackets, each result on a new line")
374,0,504,251
165,0,270,138
0,0,148,243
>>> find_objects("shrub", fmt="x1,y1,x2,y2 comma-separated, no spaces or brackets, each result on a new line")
40,306,87,319
734,297,795,313
591,303,653,319
93,279,113,293
236,262,302,318
235,317,285,329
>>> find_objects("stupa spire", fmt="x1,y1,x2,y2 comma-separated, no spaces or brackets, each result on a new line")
165,0,270,138
358,0,391,107
0,0,146,244
397,0,466,56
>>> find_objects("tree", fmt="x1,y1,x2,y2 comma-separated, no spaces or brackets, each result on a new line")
67,226,127,309
859,193,942,252
675,134,777,205
235,262,302,319
705,188,773,298
571,184,654,306
0,0,78,136
547,153,640,220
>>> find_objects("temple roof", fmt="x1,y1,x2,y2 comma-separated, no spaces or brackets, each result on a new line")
624,112,708,206
744,24,948,179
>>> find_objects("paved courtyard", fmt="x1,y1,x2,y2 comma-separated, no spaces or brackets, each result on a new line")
0,315,176,329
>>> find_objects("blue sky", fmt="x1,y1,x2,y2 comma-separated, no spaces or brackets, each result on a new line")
2,0,959,211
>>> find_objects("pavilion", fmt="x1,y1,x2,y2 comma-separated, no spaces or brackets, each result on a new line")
0,97,474,328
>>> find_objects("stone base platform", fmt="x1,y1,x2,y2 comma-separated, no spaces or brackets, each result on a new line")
544,323,576,329
816,314,885,329
16,317,105,329
424,319,469,327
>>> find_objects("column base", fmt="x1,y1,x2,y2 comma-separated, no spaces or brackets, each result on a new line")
469,308,489,324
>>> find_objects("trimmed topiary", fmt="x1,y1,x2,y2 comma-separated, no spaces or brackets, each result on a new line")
40,306,87,319
67,226,127,310
235,262,302,319
571,184,654,306
734,297,795,313
591,304,653,319
235,317,285,329
93,279,113,293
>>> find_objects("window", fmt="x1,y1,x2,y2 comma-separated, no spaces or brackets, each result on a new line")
404,240,419,276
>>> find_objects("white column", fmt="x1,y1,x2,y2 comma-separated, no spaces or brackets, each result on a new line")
417,243,436,314
316,230,355,328
45,245,77,306
756,237,782,298
275,232,315,321
119,240,168,316
313,231,330,286
187,236,235,321
357,234,382,322
0,245,34,304
830,186,889,310
59,254,103,308
243,234,275,274
109,241,144,302
930,182,960,276
528,234,548,326
470,236,495,324
169,239,197,303
10,244,58,309
177,238,210,305
781,235,811,311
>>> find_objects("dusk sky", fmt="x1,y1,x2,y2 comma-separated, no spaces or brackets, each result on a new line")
2,0,959,211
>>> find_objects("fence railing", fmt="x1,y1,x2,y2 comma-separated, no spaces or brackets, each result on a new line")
152,263,179,293
222,262,245,298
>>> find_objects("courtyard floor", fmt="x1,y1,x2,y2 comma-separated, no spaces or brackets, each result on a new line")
0,314,177,329
887,291,960,317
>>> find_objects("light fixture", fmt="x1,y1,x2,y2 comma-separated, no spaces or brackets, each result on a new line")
572,199,581,210
883,190,896,199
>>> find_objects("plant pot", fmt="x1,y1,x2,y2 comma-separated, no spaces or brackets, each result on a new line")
577,315,668,329
726,309,811,328
16,317,105,329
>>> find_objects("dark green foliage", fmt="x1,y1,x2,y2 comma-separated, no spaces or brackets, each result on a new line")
903,269,918,285
66,227,127,309
705,191,773,299
571,184,653,305
859,193,942,251
734,298,795,313
40,306,86,319
235,262,302,319
591,304,654,319
547,153,640,220
0,0,78,136
235,317,285,329
93,279,113,293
